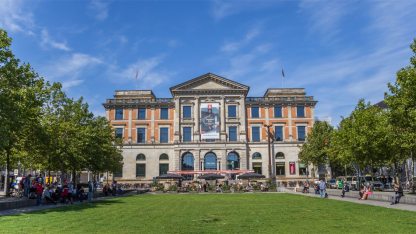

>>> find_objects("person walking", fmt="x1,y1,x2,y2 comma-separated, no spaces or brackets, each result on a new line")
35,182,44,206
341,182,349,198
319,180,326,198
88,181,94,202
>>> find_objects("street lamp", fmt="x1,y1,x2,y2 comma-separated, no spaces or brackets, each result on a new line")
264,124,276,185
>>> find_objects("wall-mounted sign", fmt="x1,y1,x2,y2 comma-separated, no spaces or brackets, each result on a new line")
200,103,220,139
289,162,296,175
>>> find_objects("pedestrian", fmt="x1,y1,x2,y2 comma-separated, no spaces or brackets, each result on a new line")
35,182,43,206
319,180,326,198
391,183,404,205
88,181,94,202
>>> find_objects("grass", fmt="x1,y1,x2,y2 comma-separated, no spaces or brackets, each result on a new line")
1,193,415,233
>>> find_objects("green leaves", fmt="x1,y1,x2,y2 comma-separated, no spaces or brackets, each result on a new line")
0,28,122,184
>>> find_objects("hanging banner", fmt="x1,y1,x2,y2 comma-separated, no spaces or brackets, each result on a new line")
289,162,296,175
200,103,220,139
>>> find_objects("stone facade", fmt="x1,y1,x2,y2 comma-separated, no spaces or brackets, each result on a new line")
103,73,317,183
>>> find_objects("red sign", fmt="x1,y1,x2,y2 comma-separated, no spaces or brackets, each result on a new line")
289,162,296,175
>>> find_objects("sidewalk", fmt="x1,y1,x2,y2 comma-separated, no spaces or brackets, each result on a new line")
287,189,416,212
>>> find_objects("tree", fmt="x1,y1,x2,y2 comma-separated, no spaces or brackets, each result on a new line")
330,100,394,186
0,29,48,195
299,121,334,177
385,39,416,192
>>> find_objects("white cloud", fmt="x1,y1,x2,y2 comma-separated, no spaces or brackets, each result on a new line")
298,0,353,42
89,0,110,21
220,27,261,53
40,29,71,51
42,53,102,89
62,79,84,90
0,0,34,34
108,56,171,89
211,0,274,21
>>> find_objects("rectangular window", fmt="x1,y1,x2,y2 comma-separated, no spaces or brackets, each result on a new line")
251,126,260,142
115,109,123,120
183,127,192,142
137,128,146,143
297,105,305,117
253,162,262,175
274,126,283,142
299,163,307,176
276,162,285,176
136,164,145,177
297,126,306,141
115,128,123,139
251,106,259,118
160,127,169,143
183,106,191,119
228,126,237,142
138,108,146,120
274,105,282,118
160,107,169,119
159,164,169,176
228,105,237,118
113,168,122,178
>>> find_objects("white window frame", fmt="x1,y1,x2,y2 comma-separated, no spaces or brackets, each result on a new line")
251,106,260,118
296,124,307,141
182,105,192,119
227,104,238,118
273,124,285,142
227,125,238,142
251,124,262,142
182,126,193,142
137,107,147,120
136,127,147,143
159,125,170,143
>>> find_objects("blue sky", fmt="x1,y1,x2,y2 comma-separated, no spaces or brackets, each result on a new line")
1,0,416,125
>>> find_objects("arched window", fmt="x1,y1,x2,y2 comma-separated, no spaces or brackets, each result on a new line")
252,152,262,160
159,154,169,160
182,152,194,171
136,154,146,161
204,152,217,170
136,154,146,177
227,152,240,170
275,152,285,159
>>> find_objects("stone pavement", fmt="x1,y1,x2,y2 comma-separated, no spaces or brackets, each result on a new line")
286,189,416,212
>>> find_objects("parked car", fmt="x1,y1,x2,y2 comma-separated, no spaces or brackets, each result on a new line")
328,179,337,189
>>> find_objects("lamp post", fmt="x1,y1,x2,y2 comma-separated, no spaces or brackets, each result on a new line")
264,124,276,185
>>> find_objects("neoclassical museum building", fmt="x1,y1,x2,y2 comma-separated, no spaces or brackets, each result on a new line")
103,73,317,183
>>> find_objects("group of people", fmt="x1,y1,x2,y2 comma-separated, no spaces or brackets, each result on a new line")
11,174,96,206
305,178,406,206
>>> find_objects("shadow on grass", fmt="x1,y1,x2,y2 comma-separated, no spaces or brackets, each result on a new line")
6,198,126,217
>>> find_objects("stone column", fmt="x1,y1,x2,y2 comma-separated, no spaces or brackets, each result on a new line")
151,107,155,142
128,108,132,142
221,96,226,141
288,105,293,141
239,96,247,142
194,98,200,141
174,98,180,142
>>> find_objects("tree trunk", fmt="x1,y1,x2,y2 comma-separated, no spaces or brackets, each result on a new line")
412,152,415,193
3,148,11,196
72,169,77,187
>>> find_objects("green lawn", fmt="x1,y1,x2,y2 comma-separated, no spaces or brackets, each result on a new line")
1,193,415,233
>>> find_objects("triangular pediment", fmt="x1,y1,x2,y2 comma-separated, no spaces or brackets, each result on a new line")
170,73,249,94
